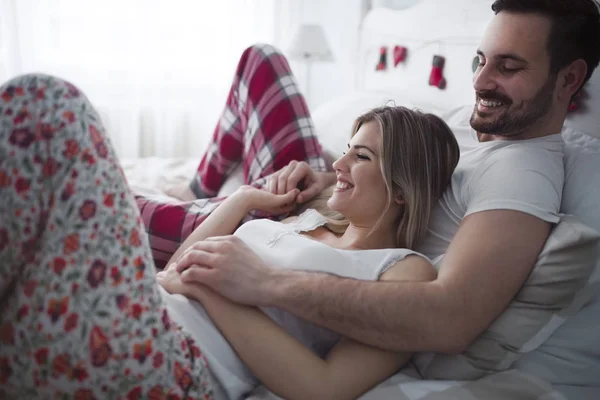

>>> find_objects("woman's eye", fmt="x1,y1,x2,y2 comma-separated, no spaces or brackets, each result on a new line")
357,154,370,160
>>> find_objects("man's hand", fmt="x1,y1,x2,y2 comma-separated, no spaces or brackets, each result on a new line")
174,235,276,306
267,160,335,203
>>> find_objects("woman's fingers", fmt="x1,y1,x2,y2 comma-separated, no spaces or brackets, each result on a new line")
276,161,296,195
174,244,220,272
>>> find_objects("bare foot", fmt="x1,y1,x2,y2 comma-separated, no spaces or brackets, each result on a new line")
164,182,197,201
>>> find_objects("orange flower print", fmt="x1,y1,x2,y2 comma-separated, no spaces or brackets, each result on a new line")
130,229,141,247
87,259,107,288
89,125,102,145
110,266,124,286
90,326,112,367
0,356,12,384
0,323,14,345
134,256,146,280
0,170,11,188
79,199,97,221
64,312,79,332
63,139,80,158
174,361,193,391
148,385,166,400
34,348,49,365
1,89,12,102
51,353,72,377
62,110,76,124
74,388,95,400
133,339,153,364
47,297,69,323
63,233,80,254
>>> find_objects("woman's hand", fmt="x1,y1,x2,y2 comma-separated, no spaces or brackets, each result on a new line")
233,185,299,215
156,262,202,298
266,160,336,203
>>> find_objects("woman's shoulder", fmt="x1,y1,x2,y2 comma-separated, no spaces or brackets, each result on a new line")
379,252,436,282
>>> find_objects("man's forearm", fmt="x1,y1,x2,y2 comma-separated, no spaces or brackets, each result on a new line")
267,270,460,353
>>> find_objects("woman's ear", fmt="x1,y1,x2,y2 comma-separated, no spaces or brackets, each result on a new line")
394,193,406,205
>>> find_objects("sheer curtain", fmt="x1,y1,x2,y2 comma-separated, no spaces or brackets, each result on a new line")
0,0,285,158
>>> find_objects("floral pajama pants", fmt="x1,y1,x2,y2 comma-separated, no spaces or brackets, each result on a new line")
136,44,327,269
0,44,325,398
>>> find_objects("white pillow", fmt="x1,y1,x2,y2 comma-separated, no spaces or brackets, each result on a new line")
414,215,599,380
512,127,600,386
511,68,600,388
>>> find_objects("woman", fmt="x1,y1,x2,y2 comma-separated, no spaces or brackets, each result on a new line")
0,74,458,399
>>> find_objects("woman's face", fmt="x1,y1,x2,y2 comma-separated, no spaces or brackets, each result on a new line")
327,120,391,226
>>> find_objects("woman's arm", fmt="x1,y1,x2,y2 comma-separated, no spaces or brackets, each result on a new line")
166,186,298,266
186,254,436,400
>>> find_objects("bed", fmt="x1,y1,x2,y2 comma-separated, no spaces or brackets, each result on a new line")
123,1,600,399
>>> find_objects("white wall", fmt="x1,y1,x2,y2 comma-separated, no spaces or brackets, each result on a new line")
280,0,422,111
282,0,364,110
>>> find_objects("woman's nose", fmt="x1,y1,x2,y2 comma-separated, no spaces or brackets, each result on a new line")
332,151,349,172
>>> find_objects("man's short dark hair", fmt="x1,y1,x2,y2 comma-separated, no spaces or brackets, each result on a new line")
492,0,600,88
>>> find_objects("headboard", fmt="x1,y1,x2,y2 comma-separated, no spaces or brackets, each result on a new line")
356,0,495,111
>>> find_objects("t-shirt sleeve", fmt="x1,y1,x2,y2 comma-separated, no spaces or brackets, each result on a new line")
464,146,564,223
377,249,433,278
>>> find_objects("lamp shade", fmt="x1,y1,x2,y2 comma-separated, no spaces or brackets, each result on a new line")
287,24,335,62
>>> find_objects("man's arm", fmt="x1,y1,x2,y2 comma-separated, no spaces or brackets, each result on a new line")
165,255,436,400
262,210,551,353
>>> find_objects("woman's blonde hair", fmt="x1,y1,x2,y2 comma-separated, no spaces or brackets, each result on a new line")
299,105,460,250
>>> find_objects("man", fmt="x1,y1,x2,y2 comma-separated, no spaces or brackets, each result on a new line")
173,0,600,355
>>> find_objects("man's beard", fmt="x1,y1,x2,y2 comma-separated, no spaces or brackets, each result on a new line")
470,76,557,137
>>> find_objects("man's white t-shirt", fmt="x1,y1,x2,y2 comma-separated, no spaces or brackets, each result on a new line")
418,112,565,267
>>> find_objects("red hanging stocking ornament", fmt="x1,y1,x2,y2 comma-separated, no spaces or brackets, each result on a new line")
429,55,447,89
393,46,408,67
375,47,387,71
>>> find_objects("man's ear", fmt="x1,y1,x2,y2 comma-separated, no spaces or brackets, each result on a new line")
557,59,588,102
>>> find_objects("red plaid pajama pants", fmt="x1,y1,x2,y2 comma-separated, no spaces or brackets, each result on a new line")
136,44,327,269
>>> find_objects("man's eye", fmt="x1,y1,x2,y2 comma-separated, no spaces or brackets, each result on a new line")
500,65,521,74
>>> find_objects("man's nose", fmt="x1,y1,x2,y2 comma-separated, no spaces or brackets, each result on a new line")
473,63,498,93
